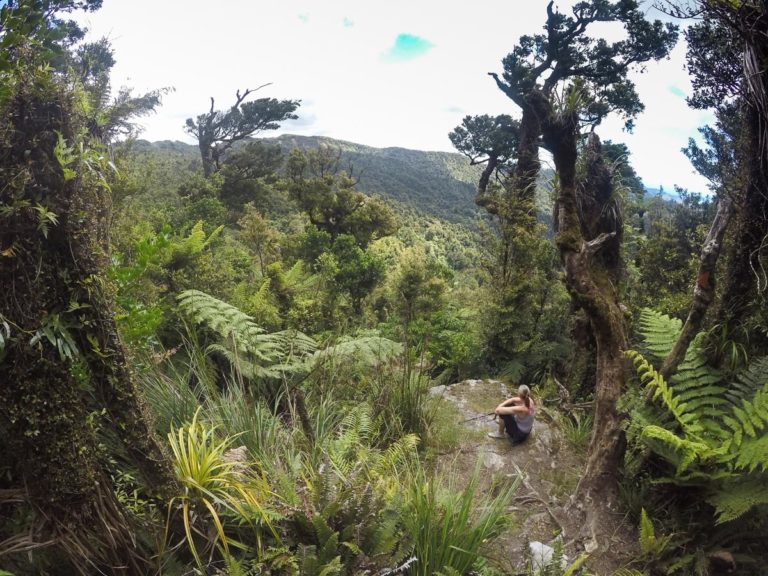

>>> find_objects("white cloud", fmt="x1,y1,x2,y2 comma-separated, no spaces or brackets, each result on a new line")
75,0,714,192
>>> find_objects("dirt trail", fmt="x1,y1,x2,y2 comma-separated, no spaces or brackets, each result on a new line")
431,379,638,575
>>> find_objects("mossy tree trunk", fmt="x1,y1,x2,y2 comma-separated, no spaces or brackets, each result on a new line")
716,104,768,348
544,112,629,542
0,72,175,573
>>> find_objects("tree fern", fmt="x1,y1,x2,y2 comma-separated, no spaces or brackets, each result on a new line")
178,289,317,379
311,336,402,369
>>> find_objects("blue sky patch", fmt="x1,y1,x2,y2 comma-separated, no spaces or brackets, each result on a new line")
383,34,434,61
342,17,354,28
669,85,686,98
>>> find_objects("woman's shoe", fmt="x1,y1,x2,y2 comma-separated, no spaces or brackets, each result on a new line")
487,431,507,439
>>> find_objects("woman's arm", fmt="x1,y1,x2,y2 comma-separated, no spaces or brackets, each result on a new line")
498,396,522,408
495,397,529,416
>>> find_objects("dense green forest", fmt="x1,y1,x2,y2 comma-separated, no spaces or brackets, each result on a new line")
1,1,767,575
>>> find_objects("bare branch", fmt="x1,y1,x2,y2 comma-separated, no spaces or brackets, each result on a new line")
660,194,734,379
584,232,616,256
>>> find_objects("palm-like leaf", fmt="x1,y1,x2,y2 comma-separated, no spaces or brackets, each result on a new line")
178,289,317,379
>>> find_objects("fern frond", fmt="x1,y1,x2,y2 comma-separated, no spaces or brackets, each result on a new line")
178,290,317,380
640,425,710,474
635,317,727,437
727,356,768,404
179,289,264,341
720,381,768,472
707,476,768,523
284,260,307,285
639,508,655,554
626,350,703,437
312,336,402,371
376,434,419,478
638,308,682,362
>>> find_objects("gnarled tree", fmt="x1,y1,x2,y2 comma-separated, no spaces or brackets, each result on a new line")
185,86,300,177
479,0,678,544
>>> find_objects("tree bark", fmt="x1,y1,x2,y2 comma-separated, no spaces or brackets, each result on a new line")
716,105,768,342
0,82,149,573
66,157,178,499
545,118,628,543
0,75,176,573
660,193,734,380
508,90,550,205
475,155,499,213
199,138,215,178
710,5,768,354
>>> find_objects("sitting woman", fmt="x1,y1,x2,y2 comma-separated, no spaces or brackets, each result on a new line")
488,384,536,443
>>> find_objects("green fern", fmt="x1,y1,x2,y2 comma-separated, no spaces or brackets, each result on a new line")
720,380,768,472
168,220,223,268
633,310,737,441
625,350,703,439
637,308,681,361
639,425,710,474
178,289,317,379
669,336,728,437
639,508,673,556
629,309,768,523
312,336,403,369
706,475,768,523
726,356,768,404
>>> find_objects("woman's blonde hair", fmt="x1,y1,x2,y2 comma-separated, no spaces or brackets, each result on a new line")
518,384,531,407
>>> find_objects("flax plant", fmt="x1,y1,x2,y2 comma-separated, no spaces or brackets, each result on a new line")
165,408,280,569
404,463,518,576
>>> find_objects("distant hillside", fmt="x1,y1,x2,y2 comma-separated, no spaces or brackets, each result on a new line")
644,186,681,202
129,135,484,225
268,134,482,224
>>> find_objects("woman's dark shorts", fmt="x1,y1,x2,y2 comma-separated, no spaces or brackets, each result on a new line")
501,414,530,443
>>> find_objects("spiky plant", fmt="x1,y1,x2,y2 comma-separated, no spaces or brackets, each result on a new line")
166,408,280,569
403,463,517,576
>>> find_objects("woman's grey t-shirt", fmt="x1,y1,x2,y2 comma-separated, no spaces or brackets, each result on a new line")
514,405,536,433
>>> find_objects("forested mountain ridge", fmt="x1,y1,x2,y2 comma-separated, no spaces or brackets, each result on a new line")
130,134,484,224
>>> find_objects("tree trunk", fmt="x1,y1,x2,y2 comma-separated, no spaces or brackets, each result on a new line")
475,155,499,213
566,310,597,398
716,105,768,344
508,90,550,205
66,162,178,499
545,117,628,545
0,82,149,573
0,74,175,573
199,138,215,178
661,193,734,379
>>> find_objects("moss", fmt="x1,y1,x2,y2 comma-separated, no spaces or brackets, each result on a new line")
555,226,582,253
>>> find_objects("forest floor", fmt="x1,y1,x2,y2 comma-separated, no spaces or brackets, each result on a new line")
429,379,640,575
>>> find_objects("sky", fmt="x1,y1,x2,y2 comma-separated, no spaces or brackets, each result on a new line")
74,0,714,193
